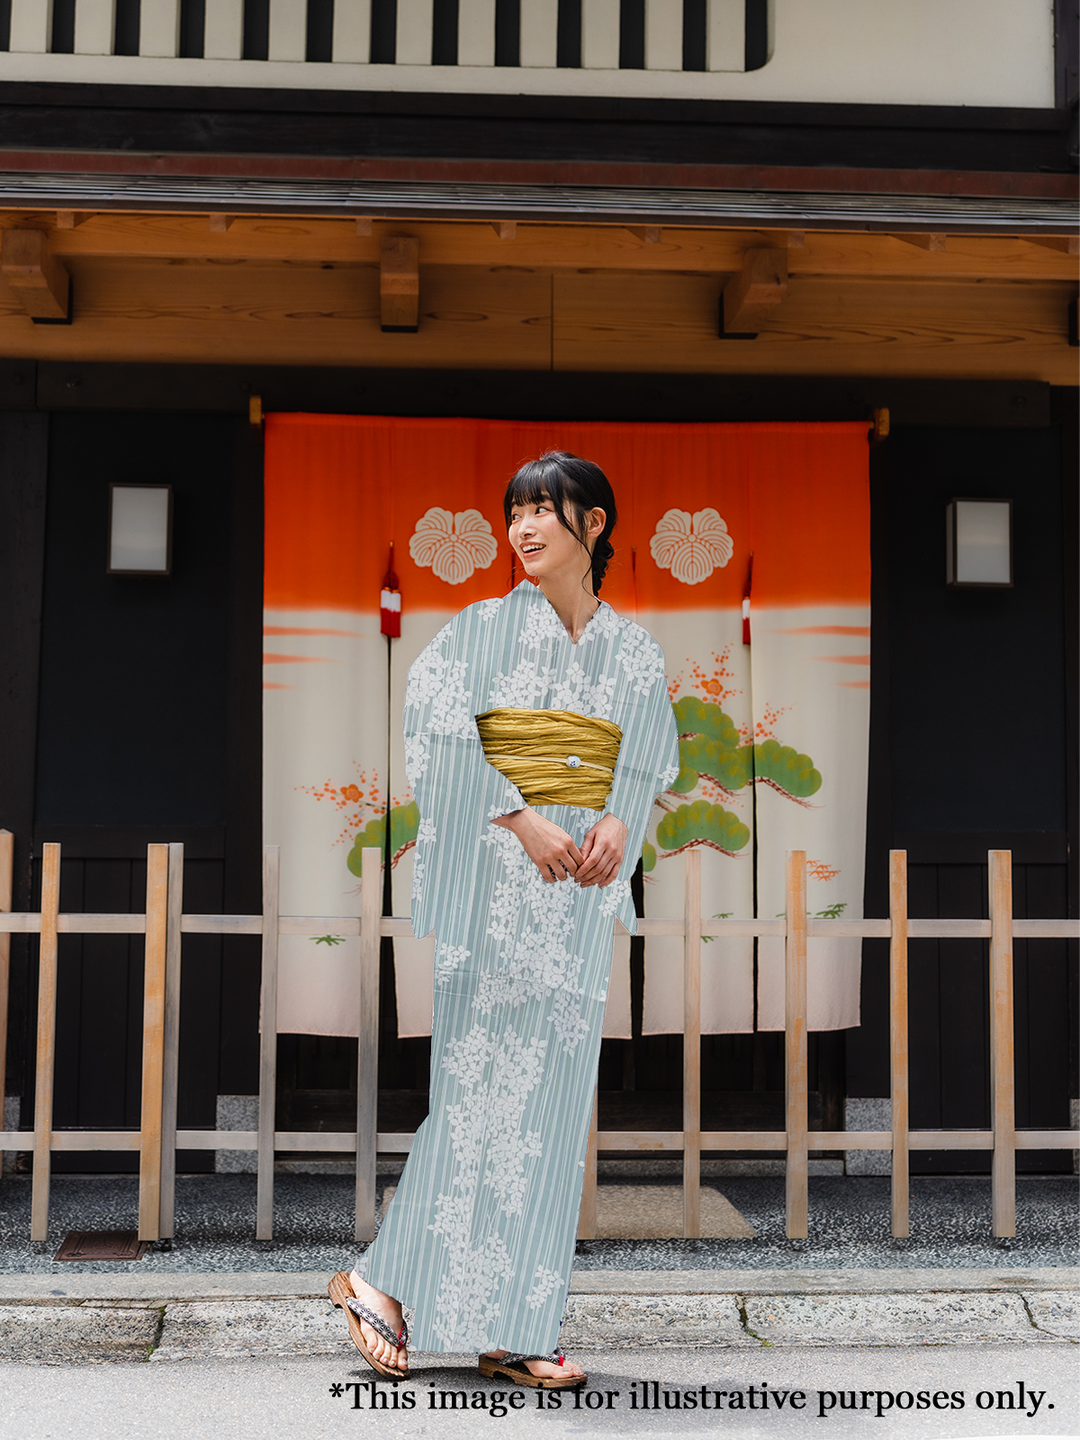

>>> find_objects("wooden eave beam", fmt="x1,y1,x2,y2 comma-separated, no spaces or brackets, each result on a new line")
1,228,70,320
380,235,419,333
11,212,1078,282
722,247,788,337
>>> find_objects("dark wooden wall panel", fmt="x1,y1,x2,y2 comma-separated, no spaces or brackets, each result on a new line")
0,411,48,1107
850,415,1074,1173
14,411,263,1167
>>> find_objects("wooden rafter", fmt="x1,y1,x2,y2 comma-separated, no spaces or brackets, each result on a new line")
380,235,420,333
722,248,788,336
895,233,947,251
1026,235,1080,255
0,228,70,320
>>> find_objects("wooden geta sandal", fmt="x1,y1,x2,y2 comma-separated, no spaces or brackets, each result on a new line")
478,1351,586,1389
328,1271,410,1379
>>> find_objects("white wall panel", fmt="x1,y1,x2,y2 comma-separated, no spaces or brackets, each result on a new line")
332,0,371,62
520,0,558,68
9,0,53,53
139,0,181,58
268,0,308,61
706,0,744,71
396,0,434,65
204,0,244,60
74,0,116,55
582,0,619,68
645,0,682,71
759,0,1053,106
457,0,495,67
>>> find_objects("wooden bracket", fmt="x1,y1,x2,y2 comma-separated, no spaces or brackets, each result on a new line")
869,406,890,445
208,214,235,233
1026,235,1079,255
1,228,71,322
720,247,788,339
895,233,947,251
380,236,420,333
627,226,662,244
56,211,92,230
249,395,263,428
492,221,517,240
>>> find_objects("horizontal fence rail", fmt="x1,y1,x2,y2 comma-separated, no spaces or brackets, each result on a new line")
0,833,1076,1246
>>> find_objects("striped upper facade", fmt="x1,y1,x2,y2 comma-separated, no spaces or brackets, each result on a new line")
0,0,1061,107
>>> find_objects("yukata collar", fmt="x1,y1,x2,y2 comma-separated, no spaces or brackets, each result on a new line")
512,578,610,644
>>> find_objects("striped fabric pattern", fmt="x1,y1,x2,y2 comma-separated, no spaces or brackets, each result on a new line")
359,581,679,1354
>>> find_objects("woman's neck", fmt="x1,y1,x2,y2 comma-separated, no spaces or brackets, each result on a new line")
537,572,599,642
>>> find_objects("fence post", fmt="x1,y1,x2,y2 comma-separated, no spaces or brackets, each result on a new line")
159,843,184,1240
889,849,910,1238
989,849,1016,1238
785,848,808,1240
683,847,702,1238
256,846,280,1242
0,831,12,1144
355,846,381,1243
137,846,169,1242
30,843,61,1244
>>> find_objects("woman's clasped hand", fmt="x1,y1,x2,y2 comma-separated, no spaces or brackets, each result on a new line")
491,807,627,886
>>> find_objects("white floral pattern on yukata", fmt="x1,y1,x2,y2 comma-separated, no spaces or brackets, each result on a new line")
360,581,679,1355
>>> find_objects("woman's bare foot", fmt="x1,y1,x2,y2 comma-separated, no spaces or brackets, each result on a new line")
484,1349,585,1381
349,1271,408,1371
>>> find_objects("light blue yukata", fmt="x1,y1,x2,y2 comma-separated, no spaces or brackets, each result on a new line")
360,580,679,1355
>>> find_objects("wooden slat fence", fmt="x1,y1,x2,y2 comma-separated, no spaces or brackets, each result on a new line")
0,833,1076,1246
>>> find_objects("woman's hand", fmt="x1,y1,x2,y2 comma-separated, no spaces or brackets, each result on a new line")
575,814,627,888
491,808,584,883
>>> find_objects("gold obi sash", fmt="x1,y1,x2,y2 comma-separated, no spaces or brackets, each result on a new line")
475,708,622,811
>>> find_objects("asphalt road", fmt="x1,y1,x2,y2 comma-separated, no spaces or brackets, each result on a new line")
1,1344,1075,1440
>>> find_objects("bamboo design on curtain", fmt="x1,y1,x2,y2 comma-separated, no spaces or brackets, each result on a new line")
262,416,870,1041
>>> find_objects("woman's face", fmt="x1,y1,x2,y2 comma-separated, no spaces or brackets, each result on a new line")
507,492,605,583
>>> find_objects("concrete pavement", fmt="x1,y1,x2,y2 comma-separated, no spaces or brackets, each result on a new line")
0,1344,1076,1440
0,1268,1074,1363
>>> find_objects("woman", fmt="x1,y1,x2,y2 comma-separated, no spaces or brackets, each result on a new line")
330,452,679,1387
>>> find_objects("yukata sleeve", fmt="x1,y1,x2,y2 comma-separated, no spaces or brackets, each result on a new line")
404,612,526,940
599,630,680,934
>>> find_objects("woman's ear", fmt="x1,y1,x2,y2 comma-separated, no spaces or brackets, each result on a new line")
585,507,606,540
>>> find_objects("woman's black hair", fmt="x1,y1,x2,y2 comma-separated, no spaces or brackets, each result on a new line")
503,451,617,595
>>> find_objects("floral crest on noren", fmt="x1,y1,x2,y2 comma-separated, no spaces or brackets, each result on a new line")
410,507,498,585
649,508,734,585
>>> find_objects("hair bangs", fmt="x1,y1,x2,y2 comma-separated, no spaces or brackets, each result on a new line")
503,455,567,528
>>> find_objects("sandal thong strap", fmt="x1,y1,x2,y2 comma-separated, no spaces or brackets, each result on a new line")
496,1351,564,1367
346,1298,408,1351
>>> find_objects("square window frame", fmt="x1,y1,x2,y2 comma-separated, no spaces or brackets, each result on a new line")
107,482,174,576
945,495,1013,589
